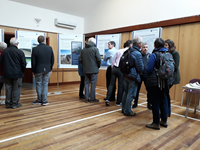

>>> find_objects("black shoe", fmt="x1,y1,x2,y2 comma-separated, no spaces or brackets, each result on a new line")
105,100,110,106
79,95,85,99
124,111,136,116
32,100,42,105
12,103,22,109
42,101,49,106
121,110,124,113
90,99,99,103
132,103,138,109
104,98,107,101
147,103,152,110
5,105,12,109
85,100,89,103
160,121,168,128
146,123,160,130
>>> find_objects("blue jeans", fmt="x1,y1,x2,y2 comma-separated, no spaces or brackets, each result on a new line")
35,72,51,103
135,75,150,105
122,78,138,114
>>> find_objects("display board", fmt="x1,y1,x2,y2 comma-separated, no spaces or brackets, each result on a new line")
132,27,162,53
0,29,4,42
15,30,45,68
58,34,84,68
96,34,121,66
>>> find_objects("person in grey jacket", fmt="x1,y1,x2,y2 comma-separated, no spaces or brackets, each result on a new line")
133,43,152,110
79,37,101,103
122,37,144,116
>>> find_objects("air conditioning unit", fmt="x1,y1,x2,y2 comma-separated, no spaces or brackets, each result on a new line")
54,18,77,29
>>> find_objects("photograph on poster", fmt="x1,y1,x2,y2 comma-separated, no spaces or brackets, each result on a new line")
16,30,45,68
60,50,71,64
132,27,162,53
71,41,82,65
58,34,84,68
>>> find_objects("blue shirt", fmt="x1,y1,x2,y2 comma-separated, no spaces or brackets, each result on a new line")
104,47,117,66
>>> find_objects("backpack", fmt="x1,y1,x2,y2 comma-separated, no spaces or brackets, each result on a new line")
155,51,174,79
154,51,175,89
154,51,175,80
119,49,136,74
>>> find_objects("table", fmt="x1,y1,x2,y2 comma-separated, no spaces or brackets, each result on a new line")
182,86,200,118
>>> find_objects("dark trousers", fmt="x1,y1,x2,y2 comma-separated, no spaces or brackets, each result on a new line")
85,74,98,101
135,75,151,105
106,66,116,101
79,76,85,97
166,84,173,116
106,66,123,104
4,78,22,107
148,86,168,124
0,82,4,98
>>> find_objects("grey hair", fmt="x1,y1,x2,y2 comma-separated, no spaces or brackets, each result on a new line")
10,37,19,46
142,42,148,46
132,36,143,46
88,37,96,44
0,42,7,50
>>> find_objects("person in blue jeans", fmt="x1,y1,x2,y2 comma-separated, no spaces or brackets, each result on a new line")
122,37,144,116
145,38,168,130
132,43,152,109
32,36,54,106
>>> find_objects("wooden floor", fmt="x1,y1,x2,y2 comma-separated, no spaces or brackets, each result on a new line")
0,83,200,150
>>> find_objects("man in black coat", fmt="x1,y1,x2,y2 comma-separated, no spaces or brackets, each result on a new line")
31,35,54,106
0,37,26,109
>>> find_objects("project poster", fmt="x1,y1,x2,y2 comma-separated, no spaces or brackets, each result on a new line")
96,34,121,66
0,29,4,42
132,27,162,53
15,30,45,68
58,34,84,68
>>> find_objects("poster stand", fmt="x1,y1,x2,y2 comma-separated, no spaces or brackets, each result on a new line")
54,64,62,94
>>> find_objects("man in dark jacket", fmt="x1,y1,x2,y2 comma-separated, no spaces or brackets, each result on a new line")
31,35,54,106
0,37,26,109
133,43,152,109
145,38,168,130
122,37,144,116
79,37,101,103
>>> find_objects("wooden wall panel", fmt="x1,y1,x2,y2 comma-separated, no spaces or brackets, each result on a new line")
175,22,200,102
62,71,80,82
47,33,58,69
97,70,107,87
162,25,180,100
120,32,131,49
0,26,16,33
49,71,63,83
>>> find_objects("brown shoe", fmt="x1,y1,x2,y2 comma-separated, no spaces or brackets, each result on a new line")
124,111,136,116
160,121,168,128
146,123,160,130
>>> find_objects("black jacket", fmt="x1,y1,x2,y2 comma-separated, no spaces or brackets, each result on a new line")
31,43,54,73
0,45,26,78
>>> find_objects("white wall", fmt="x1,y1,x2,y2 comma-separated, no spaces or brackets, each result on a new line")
84,0,200,34
0,0,84,34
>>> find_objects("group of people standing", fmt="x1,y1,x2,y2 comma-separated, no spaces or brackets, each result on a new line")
78,36,180,130
0,35,54,108
0,35,180,130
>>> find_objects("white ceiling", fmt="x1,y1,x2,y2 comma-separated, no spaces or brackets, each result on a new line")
10,0,99,18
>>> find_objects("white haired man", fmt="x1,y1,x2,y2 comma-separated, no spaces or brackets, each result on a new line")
0,38,26,109
0,42,7,104
79,37,101,103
